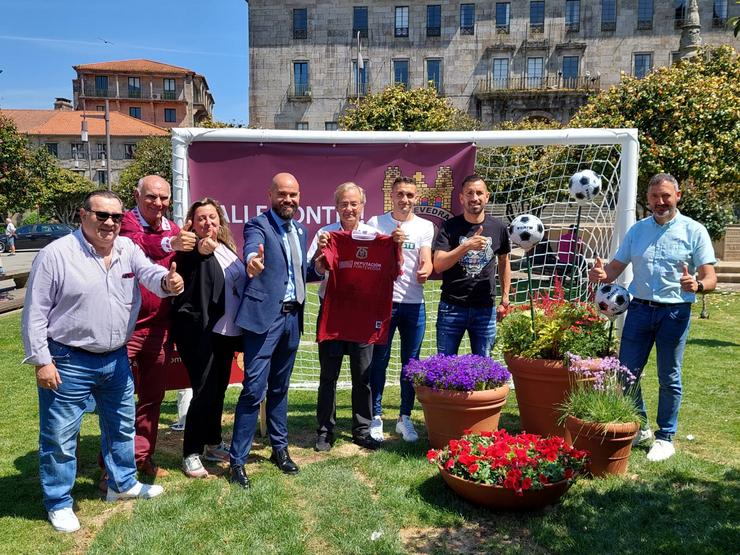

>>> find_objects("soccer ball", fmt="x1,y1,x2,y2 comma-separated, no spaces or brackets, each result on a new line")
569,169,602,204
595,283,632,318
509,214,545,251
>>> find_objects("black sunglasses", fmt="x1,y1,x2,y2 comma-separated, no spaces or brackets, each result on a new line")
92,211,124,223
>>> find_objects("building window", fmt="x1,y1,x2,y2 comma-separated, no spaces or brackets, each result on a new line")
601,0,617,31
352,61,368,96
163,78,176,100
353,6,368,38
426,59,442,92
527,57,544,88
395,6,409,37
293,62,310,96
565,0,580,32
96,143,107,160
293,8,308,39
129,106,141,119
295,122,309,130
43,143,58,158
495,3,511,33
637,0,653,29
393,59,410,88
634,53,652,78
164,108,177,123
530,1,545,33
124,143,136,160
128,77,141,98
492,58,509,89
713,0,728,25
325,122,339,131
674,1,686,27
94,75,108,96
460,3,475,35
96,170,107,185
562,56,579,86
96,105,105,112
427,4,441,36
71,142,85,160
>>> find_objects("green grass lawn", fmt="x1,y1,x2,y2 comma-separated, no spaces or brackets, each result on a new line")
1,293,738,554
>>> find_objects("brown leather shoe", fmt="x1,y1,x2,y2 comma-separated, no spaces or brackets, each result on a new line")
98,471,108,493
137,458,170,478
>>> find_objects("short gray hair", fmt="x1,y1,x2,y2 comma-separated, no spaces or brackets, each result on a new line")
334,182,366,206
648,173,679,192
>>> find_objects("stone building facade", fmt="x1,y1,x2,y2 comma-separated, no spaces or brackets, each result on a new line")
247,0,738,129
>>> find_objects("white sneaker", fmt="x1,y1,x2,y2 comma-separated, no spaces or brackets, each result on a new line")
395,415,419,443
370,415,384,442
48,507,80,533
646,439,676,462
182,454,209,478
106,481,164,502
203,441,230,463
632,428,653,447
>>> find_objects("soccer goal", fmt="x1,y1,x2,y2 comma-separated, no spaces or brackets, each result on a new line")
171,128,638,388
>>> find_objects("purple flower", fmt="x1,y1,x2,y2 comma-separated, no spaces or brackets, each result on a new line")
403,354,511,392
566,353,637,392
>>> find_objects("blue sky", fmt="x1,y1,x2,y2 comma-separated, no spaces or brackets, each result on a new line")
0,0,249,123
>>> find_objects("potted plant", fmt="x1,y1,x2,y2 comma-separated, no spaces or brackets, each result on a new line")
404,354,511,448
427,429,589,509
497,281,611,436
559,354,643,476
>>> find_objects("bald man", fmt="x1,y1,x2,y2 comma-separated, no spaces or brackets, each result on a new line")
120,175,197,478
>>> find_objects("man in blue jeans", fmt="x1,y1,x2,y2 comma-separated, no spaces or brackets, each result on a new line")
367,176,434,443
432,175,511,356
589,173,716,462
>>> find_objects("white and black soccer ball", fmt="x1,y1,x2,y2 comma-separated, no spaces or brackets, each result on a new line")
509,214,545,251
595,283,632,318
569,170,602,204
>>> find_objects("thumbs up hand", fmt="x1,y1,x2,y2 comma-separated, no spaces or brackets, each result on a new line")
247,244,265,278
197,231,218,256
172,220,197,252
391,223,406,244
464,225,488,252
164,261,184,294
588,256,608,283
679,263,696,292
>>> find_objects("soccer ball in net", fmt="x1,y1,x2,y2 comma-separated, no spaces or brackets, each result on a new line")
569,169,603,204
595,283,632,318
509,214,545,251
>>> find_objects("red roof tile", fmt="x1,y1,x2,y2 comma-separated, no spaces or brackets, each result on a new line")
74,59,195,75
1,110,169,137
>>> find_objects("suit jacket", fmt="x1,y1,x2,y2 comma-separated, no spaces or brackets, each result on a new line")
235,211,309,335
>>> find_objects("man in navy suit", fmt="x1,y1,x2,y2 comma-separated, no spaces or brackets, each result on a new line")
229,172,308,489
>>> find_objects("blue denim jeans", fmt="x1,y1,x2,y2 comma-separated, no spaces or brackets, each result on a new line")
38,341,138,511
370,302,426,417
436,300,496,356
619,301,692,442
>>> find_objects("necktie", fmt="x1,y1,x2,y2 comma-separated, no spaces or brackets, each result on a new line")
283,222,305,304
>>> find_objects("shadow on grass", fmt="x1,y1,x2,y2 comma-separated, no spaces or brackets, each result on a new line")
686,338,739,348
0,435,105,522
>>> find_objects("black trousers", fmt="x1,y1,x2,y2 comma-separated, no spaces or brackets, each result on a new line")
177,332,241,457
316,339,374,440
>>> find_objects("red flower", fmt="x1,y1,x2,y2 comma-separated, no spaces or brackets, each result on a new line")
468,463,479,474
521,477,532,491
564,468,574,479
539,473,549,484
426,450,438,463
445,458,455,470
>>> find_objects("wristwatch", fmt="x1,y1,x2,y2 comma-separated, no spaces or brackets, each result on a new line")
696,280,704,293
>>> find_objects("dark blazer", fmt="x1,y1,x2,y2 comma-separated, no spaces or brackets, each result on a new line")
235,211,309,335
170,248,226,343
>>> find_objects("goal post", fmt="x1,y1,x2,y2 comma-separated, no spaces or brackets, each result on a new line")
171,128,638,387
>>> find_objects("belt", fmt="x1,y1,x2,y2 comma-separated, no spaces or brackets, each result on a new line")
57,342,122,357
281,301,301,313
632,298,688,308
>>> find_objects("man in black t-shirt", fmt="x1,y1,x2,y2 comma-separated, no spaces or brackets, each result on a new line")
432,175,511,356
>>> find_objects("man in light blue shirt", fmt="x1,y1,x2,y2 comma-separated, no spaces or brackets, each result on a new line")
589,173,716,462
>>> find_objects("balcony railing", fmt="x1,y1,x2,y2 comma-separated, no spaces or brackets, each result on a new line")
636,19,653,30
565,22,580,32
475,74,600,95
81,84,183,101
496,24,510,34
288,83,312,100
426,26,441,36
601,21,616,31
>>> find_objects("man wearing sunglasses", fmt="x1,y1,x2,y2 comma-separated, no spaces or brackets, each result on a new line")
119,175,197,480
21,190,185,533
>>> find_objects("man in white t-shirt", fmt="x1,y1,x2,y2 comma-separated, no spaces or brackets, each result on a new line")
367,176,434,443
5,218,17,255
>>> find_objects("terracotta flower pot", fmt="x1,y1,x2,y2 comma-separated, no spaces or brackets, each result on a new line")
415,384,510,449
439,465,572,510
564,415,639,477
504,354,577,437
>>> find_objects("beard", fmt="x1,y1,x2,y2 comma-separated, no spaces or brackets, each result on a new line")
274,202,297,219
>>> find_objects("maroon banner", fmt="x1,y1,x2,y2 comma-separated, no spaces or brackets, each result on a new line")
187,141,477,250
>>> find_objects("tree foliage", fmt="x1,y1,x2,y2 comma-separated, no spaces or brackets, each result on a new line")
0,113,38,216
340,85,480,131
116,136,173,208
570,45,740,239
32,148,96,224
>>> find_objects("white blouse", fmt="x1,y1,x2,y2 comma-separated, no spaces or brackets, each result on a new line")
211,243,247,337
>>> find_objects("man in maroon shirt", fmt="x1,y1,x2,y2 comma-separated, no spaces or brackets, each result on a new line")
120,175,196,477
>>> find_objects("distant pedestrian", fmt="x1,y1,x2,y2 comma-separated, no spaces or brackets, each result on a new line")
5,218,16,255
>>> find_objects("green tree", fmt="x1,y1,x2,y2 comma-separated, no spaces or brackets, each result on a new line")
116,136,172,208
570,45,740,239
33,149,96,224
340,85,480,131
0,113,38,216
